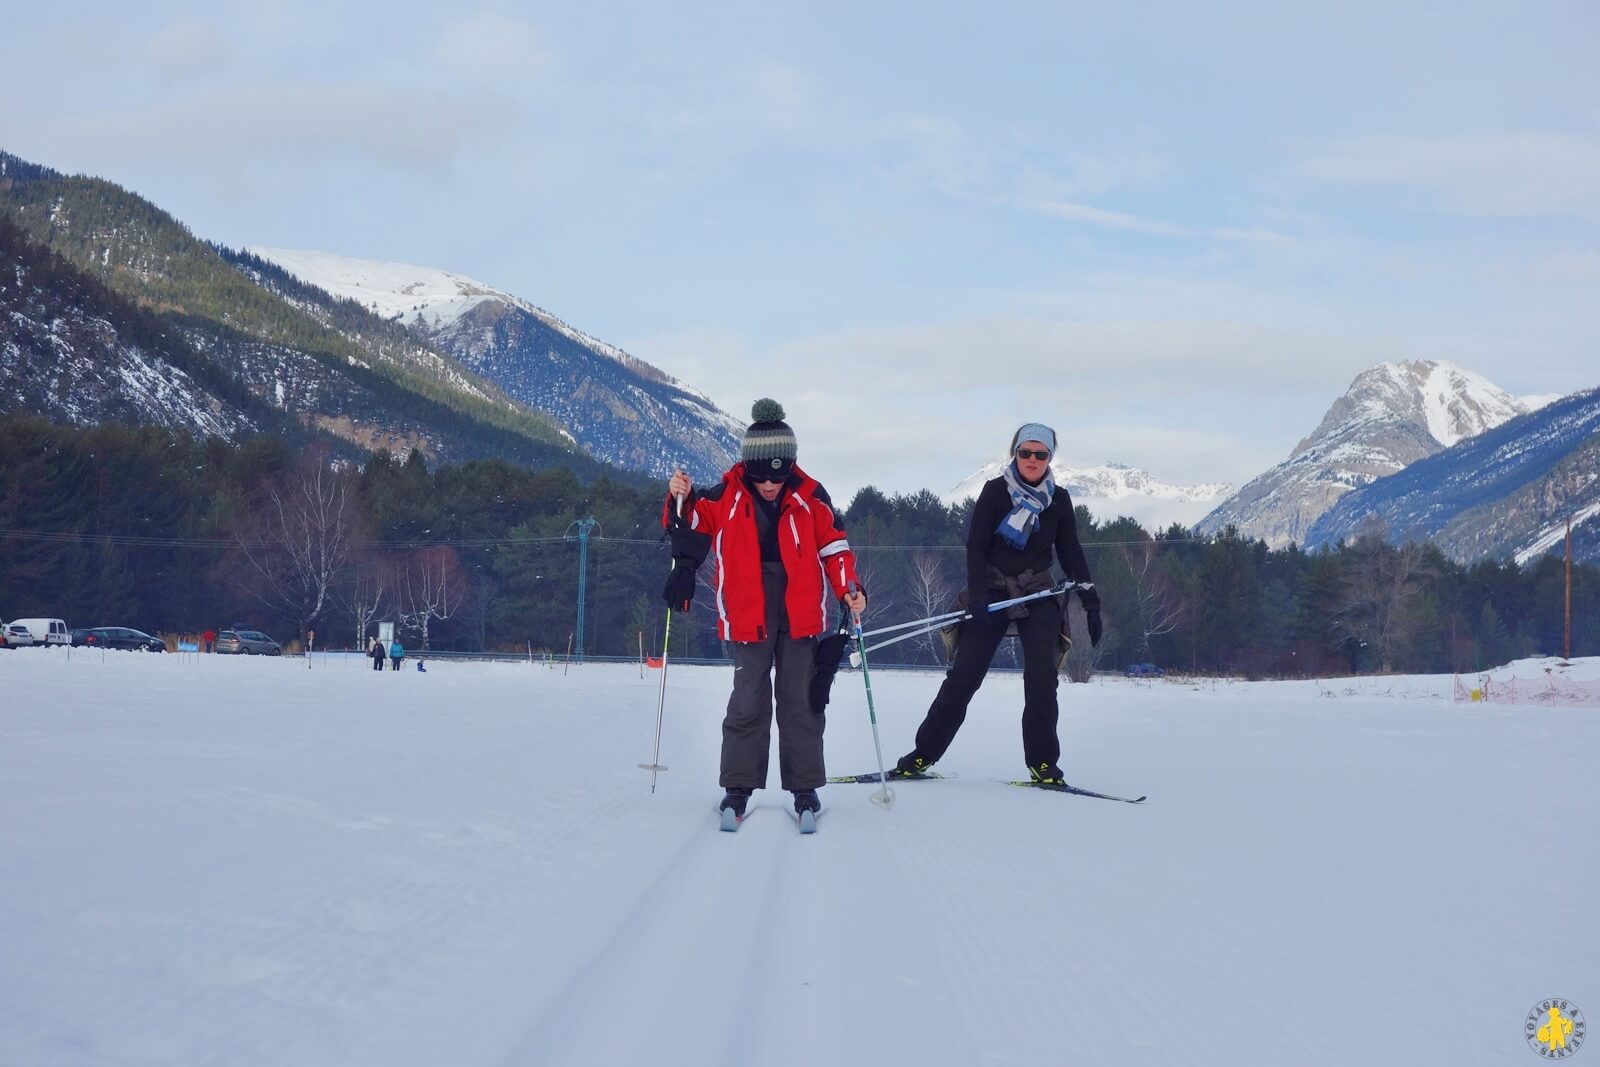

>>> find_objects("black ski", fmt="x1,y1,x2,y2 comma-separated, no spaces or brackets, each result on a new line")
1005,780,1146,804
826,770,952,784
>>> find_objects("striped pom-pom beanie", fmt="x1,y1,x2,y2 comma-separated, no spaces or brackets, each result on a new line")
741,399,797,470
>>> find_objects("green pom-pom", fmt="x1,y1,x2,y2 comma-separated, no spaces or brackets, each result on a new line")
751,398,786,423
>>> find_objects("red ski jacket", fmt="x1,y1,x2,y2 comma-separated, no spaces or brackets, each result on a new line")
662,463,859,642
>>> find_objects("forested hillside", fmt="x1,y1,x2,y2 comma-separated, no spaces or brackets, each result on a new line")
3,416,1590,673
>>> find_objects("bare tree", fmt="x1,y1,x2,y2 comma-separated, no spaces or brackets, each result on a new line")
233,458,356,644
1120,538,1185,659
1337,529,1433,673
1063,595,1111,683
907,549,957,664
851,551,898,634
336,557,388,650
397,546,468,652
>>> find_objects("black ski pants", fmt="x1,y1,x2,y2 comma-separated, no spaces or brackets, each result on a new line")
720,563,825,791
910,596,1063,770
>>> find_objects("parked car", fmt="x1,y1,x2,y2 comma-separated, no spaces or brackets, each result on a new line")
2,622,30,647
79,627,166,652
1125,662,1165,678
70,628,91,646
8,618,69,648
215,629,282,655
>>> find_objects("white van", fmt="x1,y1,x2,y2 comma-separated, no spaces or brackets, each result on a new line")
9,618,69,648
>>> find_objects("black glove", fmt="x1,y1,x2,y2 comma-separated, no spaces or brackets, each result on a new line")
668,526,712,566
967,593,997,630
1086,608,1103,648
662,563,697,612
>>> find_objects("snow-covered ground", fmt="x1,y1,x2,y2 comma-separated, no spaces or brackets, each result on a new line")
2,650,1595,1066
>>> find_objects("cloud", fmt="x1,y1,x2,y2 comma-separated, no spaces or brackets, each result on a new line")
1297,133,1600,221
629,311,1392,500
20,84,506,175
1020,198,1193,237
643,60,826,147
146,19,227,75
1533,250,1600,281
1014,198,1298,247
435,11,553,87
875,116,1291,247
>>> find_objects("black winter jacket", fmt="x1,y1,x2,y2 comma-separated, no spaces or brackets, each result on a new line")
966,477,1099,611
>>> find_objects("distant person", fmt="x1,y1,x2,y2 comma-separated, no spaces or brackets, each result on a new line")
662,399,865,822
894,423,1101,785
202,629,217,654
416,659,426,673
369,637,386,671
389,638,405,672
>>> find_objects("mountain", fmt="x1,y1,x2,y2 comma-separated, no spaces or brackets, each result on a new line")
247,249,743,484
0,150,629,480
1304,386,1600,564
1197,360,1530,547
946,460,1231,530
1,217,274,439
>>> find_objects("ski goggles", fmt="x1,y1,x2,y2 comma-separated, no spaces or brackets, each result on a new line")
747,458,793,483
1015,448,1052,461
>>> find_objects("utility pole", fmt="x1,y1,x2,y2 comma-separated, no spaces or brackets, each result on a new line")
1565,516,1573,662
566,518,600,660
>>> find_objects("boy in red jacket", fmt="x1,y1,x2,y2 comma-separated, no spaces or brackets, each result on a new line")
664,400,866,819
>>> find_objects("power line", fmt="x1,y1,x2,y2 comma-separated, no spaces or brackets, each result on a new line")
0,526,1212,551
0,527,609,550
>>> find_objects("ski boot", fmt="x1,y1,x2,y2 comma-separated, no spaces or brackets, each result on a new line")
792,789,821,835
891,754,936,780
719,787,752,831
1028,762,1066,786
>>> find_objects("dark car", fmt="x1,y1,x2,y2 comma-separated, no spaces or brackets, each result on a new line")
1125,662,1165,678
215,629,282,655
70,628,91,647
81,627,166,652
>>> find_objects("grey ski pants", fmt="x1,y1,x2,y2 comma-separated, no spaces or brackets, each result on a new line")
720,563,825,791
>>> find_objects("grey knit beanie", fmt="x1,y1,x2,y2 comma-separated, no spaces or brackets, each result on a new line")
1010,422,1057,454
741,399,798,467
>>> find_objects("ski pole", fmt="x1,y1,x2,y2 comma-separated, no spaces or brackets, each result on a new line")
640,491,685,791
849,586,894,810
641,608,672,791
856,582,1086,641
849,583,1089,666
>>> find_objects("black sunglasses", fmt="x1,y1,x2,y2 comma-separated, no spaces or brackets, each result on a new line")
1015,448,1051,461
750,470,790,484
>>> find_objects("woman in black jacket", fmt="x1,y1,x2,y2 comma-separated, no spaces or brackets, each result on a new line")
894,423,1101,784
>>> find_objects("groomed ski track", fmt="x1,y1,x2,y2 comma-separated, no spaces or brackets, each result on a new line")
1,653,1595,1066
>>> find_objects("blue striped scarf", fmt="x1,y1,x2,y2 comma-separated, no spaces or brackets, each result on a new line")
996,459,1054,549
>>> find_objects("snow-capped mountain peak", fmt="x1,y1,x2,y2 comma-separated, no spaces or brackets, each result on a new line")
945,459,1231,530
247,247,744,482
250,248,516,331
1203,358,1531,546
1405,359,1525,449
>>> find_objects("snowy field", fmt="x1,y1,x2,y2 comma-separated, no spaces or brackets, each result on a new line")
2,649,1595,1067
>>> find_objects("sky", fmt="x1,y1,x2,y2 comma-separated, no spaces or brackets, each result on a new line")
3,1,1597,501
